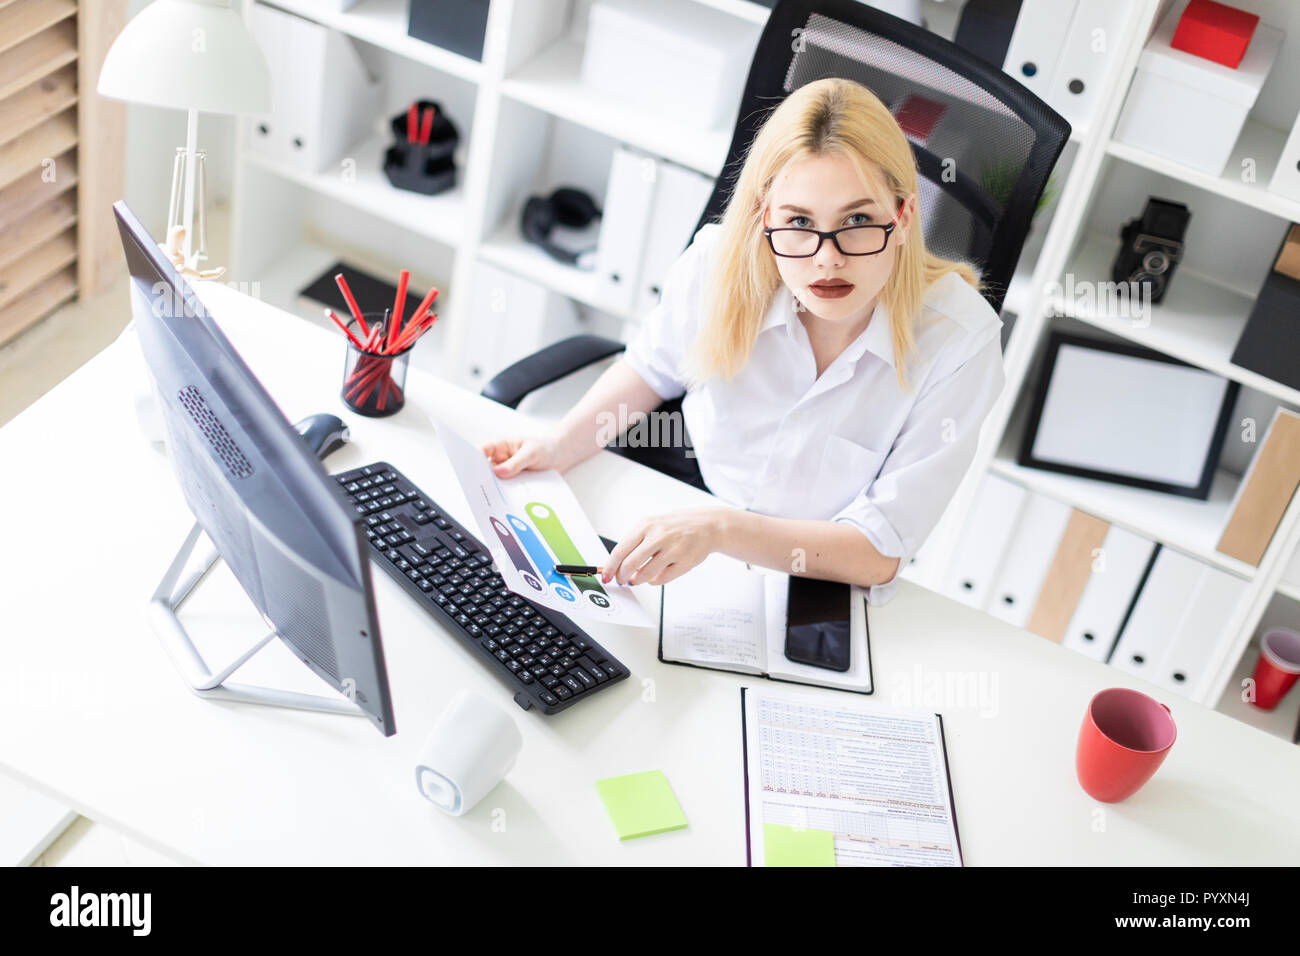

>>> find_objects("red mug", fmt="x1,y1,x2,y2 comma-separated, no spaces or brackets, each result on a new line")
1249,629,1300,711
1076,688,1176,802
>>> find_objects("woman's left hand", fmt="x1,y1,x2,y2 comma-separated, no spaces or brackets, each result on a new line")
603,508,725,587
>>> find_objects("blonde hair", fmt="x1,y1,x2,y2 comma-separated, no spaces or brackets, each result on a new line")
686,77,978,393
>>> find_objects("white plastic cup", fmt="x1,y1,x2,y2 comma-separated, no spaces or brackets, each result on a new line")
414,690,523,816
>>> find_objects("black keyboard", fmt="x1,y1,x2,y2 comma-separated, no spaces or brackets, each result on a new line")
333,462,629,715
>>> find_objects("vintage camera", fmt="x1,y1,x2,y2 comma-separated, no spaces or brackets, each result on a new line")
1111,198,1191,304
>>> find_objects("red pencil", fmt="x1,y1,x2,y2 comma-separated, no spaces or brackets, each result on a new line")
406,102,418,144
346,325,387,389
389,270,409,352
392,310,436,352
418,105,434,145
325,308,365,349
334,273,370,337
406,286,439,331
348,356,390,402
348,364,387,401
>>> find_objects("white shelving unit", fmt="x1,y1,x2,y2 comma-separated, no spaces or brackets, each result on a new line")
264,0,484,81
498,36,734,176
227,0,1300,740
988,455,1255,581
230,0,764,382
1106,119,1300,224
911,0,1300,743
244,132,470,246
1050,233,1300,408
1215,587,1300,741
478,220,606,315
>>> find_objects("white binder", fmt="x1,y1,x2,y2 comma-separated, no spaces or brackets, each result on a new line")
983,491,1072,628
943,473,1027,609
1061,525,1155,662
246,4,378,174
1002,0,1077,103
462,261,582,386
1108,546,1198,682
633,161,714,318
1045,0,1126,131
1154,563,1246,700
594,146,658,315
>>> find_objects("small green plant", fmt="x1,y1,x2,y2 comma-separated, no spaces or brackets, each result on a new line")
980,158,1058,219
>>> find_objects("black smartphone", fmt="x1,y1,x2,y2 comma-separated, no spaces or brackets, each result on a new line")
784,576,852,672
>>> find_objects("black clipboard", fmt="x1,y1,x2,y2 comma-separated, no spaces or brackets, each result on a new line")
739,687,964,866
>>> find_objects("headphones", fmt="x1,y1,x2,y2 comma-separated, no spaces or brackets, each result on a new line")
522,187,601,270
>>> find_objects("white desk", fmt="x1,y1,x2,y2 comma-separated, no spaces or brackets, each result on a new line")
2,282,1298,866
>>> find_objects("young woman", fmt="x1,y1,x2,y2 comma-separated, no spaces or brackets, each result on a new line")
481,77,1005,604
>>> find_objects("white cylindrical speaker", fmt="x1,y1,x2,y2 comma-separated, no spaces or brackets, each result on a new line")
414,690,523,816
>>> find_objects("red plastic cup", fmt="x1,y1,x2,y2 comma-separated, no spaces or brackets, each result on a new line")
1249,629,1300,711
1076,688,1176,803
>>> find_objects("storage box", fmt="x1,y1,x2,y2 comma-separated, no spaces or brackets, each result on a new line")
408,0,490,62
1113,4,1282,176
1170,0,1259,68
1231,228,1300,392
581,0,758,131
245,4,379,175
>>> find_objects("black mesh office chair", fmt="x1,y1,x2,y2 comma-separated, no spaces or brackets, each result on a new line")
482,0,1070,488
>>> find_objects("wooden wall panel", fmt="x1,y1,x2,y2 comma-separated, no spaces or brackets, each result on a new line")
0,0,125,347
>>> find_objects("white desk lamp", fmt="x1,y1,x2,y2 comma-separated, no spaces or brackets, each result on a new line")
98,0,269,279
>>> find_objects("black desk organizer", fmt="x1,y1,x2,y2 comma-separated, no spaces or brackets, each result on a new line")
382,100,458,196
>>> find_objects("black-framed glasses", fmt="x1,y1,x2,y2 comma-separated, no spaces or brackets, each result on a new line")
763,220,898,257
762,203,902,257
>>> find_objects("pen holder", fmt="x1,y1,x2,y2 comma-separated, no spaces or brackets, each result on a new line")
340,313,413,418
383,100,458,196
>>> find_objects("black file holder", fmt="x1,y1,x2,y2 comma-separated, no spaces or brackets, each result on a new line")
383,100,458,196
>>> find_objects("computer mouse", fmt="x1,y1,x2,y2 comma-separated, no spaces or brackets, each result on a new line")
293,413,350,460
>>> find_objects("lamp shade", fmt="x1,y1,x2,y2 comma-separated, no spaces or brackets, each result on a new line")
98,0,270,115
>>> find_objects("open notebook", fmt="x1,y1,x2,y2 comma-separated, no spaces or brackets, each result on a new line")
658,554,873,694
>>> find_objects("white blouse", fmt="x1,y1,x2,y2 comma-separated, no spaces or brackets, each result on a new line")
623,222,1006,605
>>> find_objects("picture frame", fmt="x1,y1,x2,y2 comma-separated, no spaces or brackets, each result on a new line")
1018,331,1240,500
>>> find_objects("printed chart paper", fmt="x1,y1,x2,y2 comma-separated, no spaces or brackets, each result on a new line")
742,686,961,866
432,417,652,628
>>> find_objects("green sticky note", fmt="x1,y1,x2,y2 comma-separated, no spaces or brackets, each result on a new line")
763,823,836,866
594,770,688,840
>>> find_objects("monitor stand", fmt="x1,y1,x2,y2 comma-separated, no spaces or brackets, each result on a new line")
149,522,365,717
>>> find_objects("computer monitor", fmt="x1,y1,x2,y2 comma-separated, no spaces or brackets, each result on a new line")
114,200,396,736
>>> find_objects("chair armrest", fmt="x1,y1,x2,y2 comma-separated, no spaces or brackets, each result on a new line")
480,334,628,409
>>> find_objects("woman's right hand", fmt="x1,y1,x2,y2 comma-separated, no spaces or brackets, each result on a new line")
480,433,574,478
